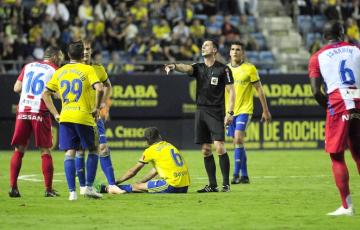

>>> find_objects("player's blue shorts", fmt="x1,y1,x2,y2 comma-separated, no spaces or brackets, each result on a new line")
97,119,107,144
226,114,252,137
59,122,99,151
147,180,188,193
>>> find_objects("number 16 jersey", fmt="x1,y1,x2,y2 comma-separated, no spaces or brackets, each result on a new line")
308,41,360,114
46,63,100,126
18,61,58,114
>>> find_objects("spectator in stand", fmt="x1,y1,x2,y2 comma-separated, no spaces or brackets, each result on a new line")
94,0,115,22
148,0,167,19
1,36,16,71
173,20,190,43
27,0,46,26
130,0,148,23
119,15,139,49
70,17,86,41
346,17,360,44
152,19,171,40
78,0,94,25
163,33,181,62
138,19,153,37
5,16,22,44
115,1,130,22
190,19,205,43
107,51,122,75
28,23,42,44
241,34,259,51
202,0,217,15
185,1,194,23
238,15,256,35
106,16,124,50
352,0,360,25
8,0,25,28
206,15,222,39
147,37,164,61
165,1,183,26
237,0,258,16
179,37,200,60
87,16,105,39
46,0,70,27
324,0,343,21
41,14,60,46
222,16,240,42
128,37,147,60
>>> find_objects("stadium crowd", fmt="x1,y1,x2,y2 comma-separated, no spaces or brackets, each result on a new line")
0,0,262,74
283,0,360,53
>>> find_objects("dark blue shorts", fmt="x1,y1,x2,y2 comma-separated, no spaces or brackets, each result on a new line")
97,119,107,144
59,122,99,151
147,180,188,193
226,114,252,137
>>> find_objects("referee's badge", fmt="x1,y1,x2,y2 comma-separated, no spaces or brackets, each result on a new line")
211,77,219,85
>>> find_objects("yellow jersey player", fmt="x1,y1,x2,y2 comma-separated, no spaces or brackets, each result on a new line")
225,41,271,184
75,40,124,195
42,41,104,200
96,127,190,194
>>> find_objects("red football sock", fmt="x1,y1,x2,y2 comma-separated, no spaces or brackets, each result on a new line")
330,153,350,209
10,150,24,188
41,154,54,192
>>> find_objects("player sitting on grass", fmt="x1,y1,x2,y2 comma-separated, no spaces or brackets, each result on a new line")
95,127,190,194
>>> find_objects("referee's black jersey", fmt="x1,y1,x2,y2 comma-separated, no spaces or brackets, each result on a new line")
190,61,234,107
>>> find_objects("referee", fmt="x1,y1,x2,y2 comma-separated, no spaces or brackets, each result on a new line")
165,39,235,192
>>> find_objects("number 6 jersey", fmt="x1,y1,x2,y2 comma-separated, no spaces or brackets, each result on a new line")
308,41,360,114
17,61,58,113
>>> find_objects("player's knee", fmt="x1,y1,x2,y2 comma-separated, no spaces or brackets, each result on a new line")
234,136,245,145
99,145,109,157
15,145,26,153
41,148,51,155
214,141,226,155
201,146,212,156
75,150,85,158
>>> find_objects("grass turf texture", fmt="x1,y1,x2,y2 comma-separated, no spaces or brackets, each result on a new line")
0,150,359,230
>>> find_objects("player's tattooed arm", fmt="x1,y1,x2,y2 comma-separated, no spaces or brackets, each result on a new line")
310,77,328,109
164,63,194,75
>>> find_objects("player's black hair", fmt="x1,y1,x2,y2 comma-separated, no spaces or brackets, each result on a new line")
68,41,84,60
144,127,162,145
323,20,344,41
43,46,61,59
230,41,245,49
204,39,219,50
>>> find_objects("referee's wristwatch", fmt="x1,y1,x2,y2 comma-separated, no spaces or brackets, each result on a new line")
227,111,234,116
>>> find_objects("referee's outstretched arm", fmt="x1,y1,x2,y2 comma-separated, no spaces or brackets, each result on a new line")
164,63,194,75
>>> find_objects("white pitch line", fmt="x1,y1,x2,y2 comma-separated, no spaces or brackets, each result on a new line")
19,173,64,182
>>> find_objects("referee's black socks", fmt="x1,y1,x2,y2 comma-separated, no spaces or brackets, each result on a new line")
204,154,217,188
219,153,230,186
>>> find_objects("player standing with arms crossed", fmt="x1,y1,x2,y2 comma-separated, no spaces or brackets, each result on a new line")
75,39,124,195
308,21,360,216
9,47,64,198
226,41,271,184
42,41,104,200
165,40,235,192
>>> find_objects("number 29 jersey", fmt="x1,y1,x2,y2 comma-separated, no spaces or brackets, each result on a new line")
46,63,100,126
17,61,58,113
308,41,360,114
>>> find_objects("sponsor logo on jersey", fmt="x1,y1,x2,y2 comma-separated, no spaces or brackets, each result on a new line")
17,114,43,121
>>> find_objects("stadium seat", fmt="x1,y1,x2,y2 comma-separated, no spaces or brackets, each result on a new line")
230,16,240,26
193,14,208,21
259,51,275,62
246,51,259,63
312,15,327,32
251,32,267,50
297,15,313,36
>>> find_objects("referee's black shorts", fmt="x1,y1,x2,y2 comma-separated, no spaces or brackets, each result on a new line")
194,106,225,144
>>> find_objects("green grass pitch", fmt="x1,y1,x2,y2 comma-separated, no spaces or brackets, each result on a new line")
0,150,359,229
